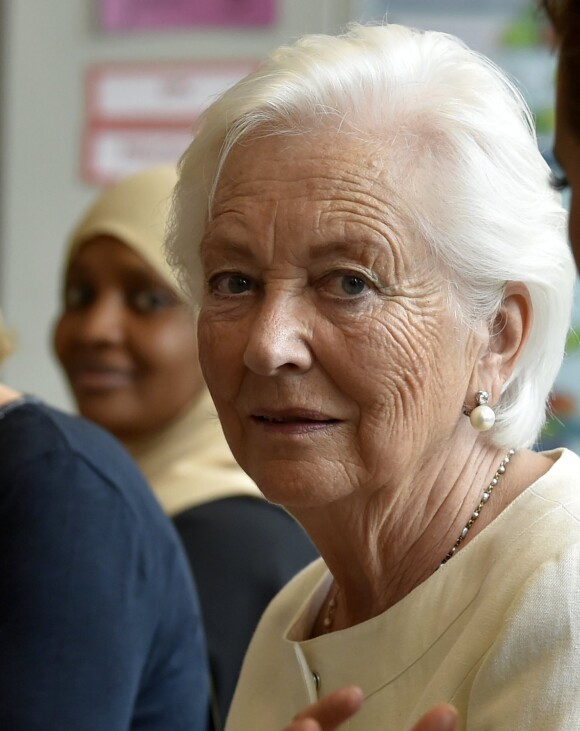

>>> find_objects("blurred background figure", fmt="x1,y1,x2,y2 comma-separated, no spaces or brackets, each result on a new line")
0,310,210,730
52,166,318,729
540,0,580,269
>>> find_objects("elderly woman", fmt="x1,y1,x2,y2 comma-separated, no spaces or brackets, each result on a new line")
167,21,580,731
53,166,317,728
541,0,580,269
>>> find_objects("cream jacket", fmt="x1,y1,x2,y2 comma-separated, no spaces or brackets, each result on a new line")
226,449,580,731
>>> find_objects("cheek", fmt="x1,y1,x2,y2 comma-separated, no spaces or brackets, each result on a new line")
197,312,240,386
198,322,228,392
197,315,245,445
142,321,198,376
52,316,72,362
340,306,464,432
333,307,430,392
196,313,213,376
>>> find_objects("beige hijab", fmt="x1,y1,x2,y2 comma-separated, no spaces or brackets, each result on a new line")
66,165,261,515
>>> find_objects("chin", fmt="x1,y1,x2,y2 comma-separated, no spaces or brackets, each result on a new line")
248,461,346,510
77,405,138,439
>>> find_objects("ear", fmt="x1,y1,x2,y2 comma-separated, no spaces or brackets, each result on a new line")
471,282,533,404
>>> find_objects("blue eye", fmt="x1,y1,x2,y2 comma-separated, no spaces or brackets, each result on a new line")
320,272,371,299
228,275,252,294
209,273,254,296
341,275,367,295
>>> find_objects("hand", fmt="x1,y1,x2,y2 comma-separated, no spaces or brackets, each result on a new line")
283,686,458,731
410,703,458,731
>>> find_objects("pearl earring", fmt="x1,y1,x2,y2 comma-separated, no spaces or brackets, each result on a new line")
465,390,496,432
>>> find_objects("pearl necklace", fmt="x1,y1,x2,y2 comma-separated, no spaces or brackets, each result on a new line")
439,448,515,567
321,448,516,633
321,585,340,633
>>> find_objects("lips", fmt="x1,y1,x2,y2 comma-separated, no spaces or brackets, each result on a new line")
250,408,340,433
253,409,337,423
68,364,135,392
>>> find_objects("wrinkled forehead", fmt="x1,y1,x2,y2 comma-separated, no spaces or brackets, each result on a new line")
213,131,391,205
202,131,435,281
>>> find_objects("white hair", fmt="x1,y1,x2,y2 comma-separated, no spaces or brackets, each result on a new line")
166,22,575,450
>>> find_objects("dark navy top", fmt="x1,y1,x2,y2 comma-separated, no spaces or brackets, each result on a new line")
174,498,318,729
0,398,210,730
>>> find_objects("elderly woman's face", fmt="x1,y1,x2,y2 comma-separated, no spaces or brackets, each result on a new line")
198,133,479,507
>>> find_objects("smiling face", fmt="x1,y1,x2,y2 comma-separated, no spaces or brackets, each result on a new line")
54,236,203,441
197,132,482,509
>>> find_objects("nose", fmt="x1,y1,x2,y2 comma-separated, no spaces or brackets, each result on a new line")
76,294,125,346
243,293,313,376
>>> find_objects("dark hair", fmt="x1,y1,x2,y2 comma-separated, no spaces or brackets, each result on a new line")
540,0,580,136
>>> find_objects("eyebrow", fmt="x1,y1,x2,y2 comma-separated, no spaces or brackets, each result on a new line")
201,238,256,262
307,239,386,262
203,238,388,265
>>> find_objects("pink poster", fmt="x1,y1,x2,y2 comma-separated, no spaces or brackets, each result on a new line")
82,60,258,184
101,0,276,30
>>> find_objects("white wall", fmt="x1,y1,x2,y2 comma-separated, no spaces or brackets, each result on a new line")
0,0,354,409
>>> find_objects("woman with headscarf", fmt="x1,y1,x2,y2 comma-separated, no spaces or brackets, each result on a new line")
53,166,318,729
166,21,580,731
0,310,210,730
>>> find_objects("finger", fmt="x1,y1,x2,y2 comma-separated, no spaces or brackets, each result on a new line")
410,704,458,731
292,686,364,730
285,719,322,731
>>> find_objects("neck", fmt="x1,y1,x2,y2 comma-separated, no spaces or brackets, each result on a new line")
124,390,209,455
295,438,533,632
